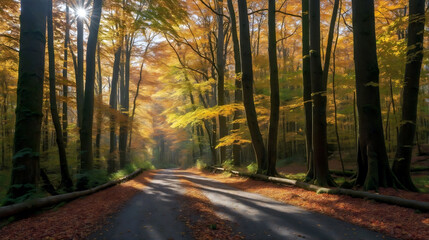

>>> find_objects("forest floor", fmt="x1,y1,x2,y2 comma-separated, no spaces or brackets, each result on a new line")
191,168,429,240
0,168,426,239
0,170,157,240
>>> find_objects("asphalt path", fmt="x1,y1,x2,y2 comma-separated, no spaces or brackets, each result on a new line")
91,169,396,240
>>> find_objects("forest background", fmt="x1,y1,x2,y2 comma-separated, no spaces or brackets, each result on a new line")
0,0,428,203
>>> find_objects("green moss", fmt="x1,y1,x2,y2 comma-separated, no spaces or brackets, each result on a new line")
412,175,429,193
282,173,306,181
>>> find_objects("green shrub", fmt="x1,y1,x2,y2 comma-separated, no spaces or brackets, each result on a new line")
196,159,207,170
75,169,109,189
134,160,155,171
222,159,234,171
247,162,258,174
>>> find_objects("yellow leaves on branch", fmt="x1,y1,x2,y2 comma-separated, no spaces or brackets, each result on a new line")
216,132,251,149
168,103,244,128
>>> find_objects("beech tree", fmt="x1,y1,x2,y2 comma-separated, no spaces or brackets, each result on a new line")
217,0,227,164
108,46,122,174
237,0,267,173
7,0,47,203
352,0,394,190
62,1,70,146
302,0,313,180
76,0,85,128
392,0,426,191
47,0,73,191
308,0,334,186
227,0,242,167
266,0,279,176
78,0,103,189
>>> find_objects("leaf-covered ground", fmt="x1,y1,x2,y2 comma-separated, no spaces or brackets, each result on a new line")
190,169,429,240
0,170,156,240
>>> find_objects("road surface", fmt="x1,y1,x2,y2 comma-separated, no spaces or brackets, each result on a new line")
91,169,395,240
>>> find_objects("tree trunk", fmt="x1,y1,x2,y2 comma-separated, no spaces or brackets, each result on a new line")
227,0,242,167
0,96,5,170
392,0,425,192
332,3,345,173
76,0,84,128
47,0,73,191
95,42,102,160
309,0,334,186
352,0,394,190
128,61,144,154
78,0,103,189
6,0,47,203
62,1,69,146
217,0,227,165
321,0,339,85
237,0,267,173
119,36,132,169
302,0,313,180
108,46,122,174
266,0,279,176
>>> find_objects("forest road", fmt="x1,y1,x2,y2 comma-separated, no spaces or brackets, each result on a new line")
91,169,396,240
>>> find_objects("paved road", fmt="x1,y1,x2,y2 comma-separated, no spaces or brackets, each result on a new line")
91,169,395,240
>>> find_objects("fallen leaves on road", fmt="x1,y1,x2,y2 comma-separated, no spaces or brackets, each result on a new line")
0,170,156,240
178,176,244,240
190,168,429,240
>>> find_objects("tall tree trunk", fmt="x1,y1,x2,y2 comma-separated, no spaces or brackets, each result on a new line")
266,0,279,176
227,0,242,167
237,0,267,173
217,0,227,164
95,42,102,160
0,92,5,170
7,0,47,203
352,0,394,190
119,36,132,169
302,0,313,180
62,1,69,146
47,0,73,191
108,46,122,174
128,61,143,154
76,0,84,128
392,0,425,192
309,0,334,186
78,0,103,189
321,0,339,85
43,101,49,156
128,36,152,153
332,2,345,173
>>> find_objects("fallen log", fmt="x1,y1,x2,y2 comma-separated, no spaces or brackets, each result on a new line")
329,170,355,177
0,168,143,220
411,166,429,172
208,166,429,212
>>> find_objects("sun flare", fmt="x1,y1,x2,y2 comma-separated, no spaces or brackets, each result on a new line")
76,8,87,19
